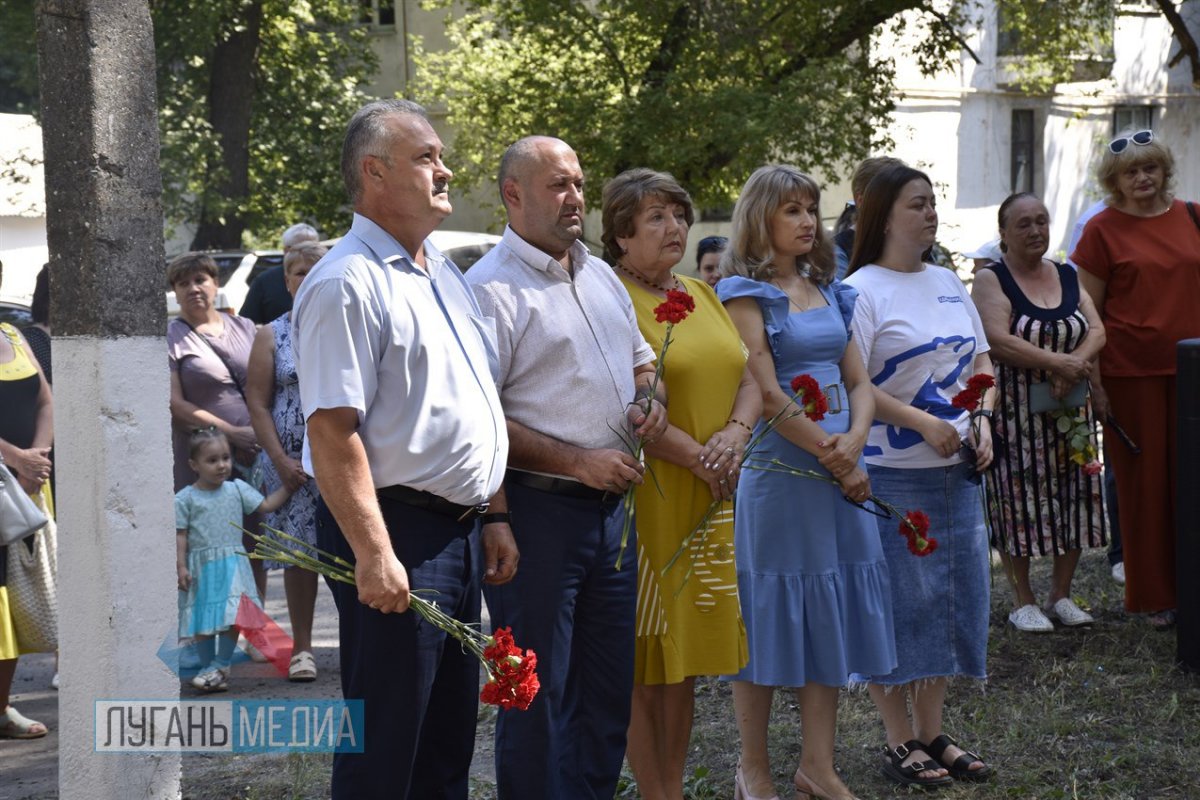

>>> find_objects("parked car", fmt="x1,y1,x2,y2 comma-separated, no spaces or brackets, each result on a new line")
318,230,502,273
164,250,284,317
0,299,32,328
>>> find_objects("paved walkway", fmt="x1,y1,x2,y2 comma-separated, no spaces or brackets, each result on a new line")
3,570,501,800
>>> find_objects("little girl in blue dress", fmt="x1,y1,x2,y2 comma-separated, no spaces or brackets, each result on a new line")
176,428,290,691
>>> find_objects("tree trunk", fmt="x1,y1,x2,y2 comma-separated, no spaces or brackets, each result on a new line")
190,0,263,250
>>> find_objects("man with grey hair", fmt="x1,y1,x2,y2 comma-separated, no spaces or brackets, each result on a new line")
239,222,320,323
468,135,667,799
293,98,517,799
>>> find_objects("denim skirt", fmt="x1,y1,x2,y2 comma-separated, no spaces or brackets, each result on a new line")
862,463,989,685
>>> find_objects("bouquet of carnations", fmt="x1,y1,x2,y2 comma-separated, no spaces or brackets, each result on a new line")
243,525,540,710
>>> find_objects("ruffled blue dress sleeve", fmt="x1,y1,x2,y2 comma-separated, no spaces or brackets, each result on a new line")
716,276,790,357
830,280,858,342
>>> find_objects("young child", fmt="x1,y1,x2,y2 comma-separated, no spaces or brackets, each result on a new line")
176,428,290,692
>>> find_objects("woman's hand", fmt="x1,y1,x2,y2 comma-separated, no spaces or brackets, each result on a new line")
8,446,51,493
969,418,994,471
271,453,309,492
1050,352,1092,386
697,423,752,474
177,564,192,592
837,466,872,504
690,459,736,502
918,415,961,458
816,432,865,479
226,425,258,454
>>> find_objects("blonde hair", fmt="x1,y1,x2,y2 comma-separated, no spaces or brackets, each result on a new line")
721,165,835,285
1097,128,1175,207
283,241,327,276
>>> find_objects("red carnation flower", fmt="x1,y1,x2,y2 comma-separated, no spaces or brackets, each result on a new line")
900,510,937,556
481,627,541,711
1083,460,1103,476
789,374,828,421
653,289,695,324
905,534,939,556
951,372,995,412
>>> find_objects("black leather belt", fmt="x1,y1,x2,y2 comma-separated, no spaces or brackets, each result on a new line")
376,485,488,522
506,469,617,505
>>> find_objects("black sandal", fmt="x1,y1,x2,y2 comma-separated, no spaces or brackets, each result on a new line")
925,733,993,782
881,740,953,789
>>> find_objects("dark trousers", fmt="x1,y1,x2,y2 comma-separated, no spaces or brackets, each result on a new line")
485,482,637,800
316,497,480,800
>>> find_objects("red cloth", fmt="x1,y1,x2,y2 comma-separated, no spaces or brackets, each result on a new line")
1103,376,1176,613
1071,200,1200,377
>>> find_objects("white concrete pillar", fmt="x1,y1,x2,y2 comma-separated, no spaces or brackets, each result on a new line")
36,0,181,795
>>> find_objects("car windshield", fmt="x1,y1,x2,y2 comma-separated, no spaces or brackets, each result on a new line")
212,255,244,288
0,304,33,327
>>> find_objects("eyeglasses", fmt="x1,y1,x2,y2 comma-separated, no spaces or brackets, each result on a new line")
1108,129,1153,154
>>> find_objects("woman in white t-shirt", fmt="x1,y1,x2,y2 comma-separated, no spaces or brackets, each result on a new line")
844,164,995,789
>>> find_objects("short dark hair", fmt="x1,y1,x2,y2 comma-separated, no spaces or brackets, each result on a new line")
341,99,428,203
846,164,933,277
30,264,49,325
696,236,728,265
167,252,219,288
600,168,695,264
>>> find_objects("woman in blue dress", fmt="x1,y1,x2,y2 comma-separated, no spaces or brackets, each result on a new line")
718,165,896,800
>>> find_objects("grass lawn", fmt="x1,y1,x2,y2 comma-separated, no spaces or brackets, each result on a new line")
182,549,1200,799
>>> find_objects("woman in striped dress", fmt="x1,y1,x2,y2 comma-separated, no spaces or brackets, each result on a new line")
971,193,1107,633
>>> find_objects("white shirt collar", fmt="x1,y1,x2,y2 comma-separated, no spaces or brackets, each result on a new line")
500,225,591,279
349,212,448,277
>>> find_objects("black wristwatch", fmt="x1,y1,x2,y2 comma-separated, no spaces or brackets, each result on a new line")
480,512,512,526
970,409,993,421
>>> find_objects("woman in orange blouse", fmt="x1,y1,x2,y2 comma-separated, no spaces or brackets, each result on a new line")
1072,130,1200,628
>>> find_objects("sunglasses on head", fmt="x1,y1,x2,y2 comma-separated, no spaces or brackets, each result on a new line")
1108,129,1153,154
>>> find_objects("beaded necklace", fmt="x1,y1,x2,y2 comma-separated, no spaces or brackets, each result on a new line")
617,263,680,293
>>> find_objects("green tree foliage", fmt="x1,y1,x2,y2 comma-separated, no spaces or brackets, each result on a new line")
0,0,376,248
0,0,38,114
410,0,1130,213
154,0,378,248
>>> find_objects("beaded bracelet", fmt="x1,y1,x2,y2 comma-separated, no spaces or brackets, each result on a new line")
726,418,754,434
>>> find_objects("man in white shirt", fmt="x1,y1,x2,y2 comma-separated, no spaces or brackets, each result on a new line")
467,136,668,800
292,99,517,800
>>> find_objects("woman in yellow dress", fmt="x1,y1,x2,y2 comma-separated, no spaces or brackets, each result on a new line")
602,169,759,800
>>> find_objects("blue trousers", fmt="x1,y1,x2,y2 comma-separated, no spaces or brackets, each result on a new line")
316,497,480,800
485,482,637,800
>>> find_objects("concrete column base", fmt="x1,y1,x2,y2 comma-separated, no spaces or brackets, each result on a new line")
56,336,180,799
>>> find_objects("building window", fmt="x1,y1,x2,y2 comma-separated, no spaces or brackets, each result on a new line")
1112,105,1153,136
1011,110,1035,194
360,0,395,29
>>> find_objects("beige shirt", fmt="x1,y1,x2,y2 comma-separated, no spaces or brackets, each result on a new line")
467,226,655,454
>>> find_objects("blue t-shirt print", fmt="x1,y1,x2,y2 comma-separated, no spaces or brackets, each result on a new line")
863,334,977,456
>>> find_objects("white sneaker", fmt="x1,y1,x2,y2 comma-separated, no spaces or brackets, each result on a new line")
50,673,59,691
1112,562,1126,584
191,665,229,693
1045,598,1094,627
1009,604,1054,632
